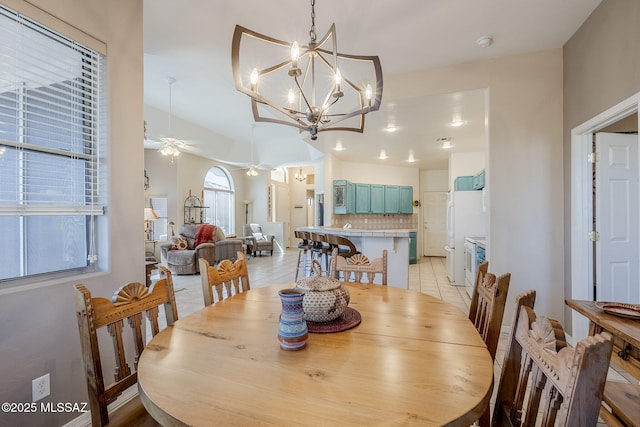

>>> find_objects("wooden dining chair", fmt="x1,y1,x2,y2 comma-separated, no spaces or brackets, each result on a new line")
74,274,178,426
329,247,388,285
468,260,488,326
467,265,509,427
199,251,251,306
469,269,510,361
492,290,613,427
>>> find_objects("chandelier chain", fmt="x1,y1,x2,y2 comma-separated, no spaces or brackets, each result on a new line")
309,0,316,42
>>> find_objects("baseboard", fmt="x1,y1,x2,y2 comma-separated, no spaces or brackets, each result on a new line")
63,387,138,427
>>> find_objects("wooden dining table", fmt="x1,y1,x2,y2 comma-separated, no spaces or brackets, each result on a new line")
137,282,495,426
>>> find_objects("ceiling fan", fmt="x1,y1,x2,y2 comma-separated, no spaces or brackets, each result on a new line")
144,77,201,161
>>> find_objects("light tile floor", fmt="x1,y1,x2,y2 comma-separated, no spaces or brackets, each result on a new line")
158,250,625,425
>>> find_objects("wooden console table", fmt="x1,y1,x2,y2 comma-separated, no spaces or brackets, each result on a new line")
565,299,640,426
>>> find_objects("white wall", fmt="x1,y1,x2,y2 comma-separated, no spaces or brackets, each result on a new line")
421,169,448,192
333,160,420,187
0,1,143,425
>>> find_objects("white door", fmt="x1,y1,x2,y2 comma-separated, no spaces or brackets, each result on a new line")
595,132,640,302
423,191,447,256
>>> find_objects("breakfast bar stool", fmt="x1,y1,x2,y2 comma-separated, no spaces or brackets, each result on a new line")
294,230,313,281
309,232,331,274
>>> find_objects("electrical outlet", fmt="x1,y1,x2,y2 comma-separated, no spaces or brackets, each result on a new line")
32,373,50,402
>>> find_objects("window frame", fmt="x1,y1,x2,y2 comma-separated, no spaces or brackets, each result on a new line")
203,166,235,235
0,4,107,286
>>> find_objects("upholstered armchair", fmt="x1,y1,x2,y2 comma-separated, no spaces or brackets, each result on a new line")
243,223,275,256
161,224,244,274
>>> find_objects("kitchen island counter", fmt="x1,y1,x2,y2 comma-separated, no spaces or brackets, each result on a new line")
296,226,414,288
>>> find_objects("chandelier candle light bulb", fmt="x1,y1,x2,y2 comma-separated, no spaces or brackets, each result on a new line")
290,41,300,71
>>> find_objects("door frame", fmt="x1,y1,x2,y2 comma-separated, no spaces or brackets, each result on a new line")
570,92,640,341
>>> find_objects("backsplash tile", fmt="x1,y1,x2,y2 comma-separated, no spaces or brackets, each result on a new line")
333,214,417,230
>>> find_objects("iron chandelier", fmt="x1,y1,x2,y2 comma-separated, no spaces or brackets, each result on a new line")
231,0,383,140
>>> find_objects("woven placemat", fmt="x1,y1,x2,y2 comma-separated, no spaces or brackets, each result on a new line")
307,307,362,333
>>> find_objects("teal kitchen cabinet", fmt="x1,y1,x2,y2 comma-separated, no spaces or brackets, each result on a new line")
333,180,355,214
355,183,371,213
472,169,485,190
384,185,400,213
399,186,413,214
409,231,417,264
370,184,385,213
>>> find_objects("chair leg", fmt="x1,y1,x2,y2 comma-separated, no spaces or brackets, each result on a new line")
478,405,490,427
295,249,303,281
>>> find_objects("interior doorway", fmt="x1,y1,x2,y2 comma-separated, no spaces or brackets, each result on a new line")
570,93,640,341
306,189,315,226
422,191,447,257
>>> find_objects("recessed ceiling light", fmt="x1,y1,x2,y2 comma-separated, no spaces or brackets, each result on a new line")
407,150,416,163
476,36,493,48
450,120,465,127
378,149,388,160
334,141,345,151
384,125,398,133
436,137,453,149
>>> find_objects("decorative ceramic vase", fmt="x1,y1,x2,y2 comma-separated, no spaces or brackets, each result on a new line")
296,261,350,322
277,288,308,351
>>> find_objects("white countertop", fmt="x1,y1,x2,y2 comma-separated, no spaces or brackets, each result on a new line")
296,226,415,238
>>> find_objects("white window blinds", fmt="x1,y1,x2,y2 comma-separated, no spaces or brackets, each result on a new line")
0,5,106,217
0,5,106,280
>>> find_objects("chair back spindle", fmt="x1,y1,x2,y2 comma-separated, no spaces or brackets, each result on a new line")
330,247,387,285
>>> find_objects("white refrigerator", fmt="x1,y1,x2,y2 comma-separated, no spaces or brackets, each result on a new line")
445,191,486,285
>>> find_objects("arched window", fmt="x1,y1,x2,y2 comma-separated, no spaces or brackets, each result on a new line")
270,168,287,183
203,166,234,235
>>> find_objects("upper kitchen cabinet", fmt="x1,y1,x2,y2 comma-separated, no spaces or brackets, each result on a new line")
384,185,399,213
384,185,413,214
399,186,413,214
334,181,413,214
333,180,355,214
370,184,385,213
472,169,485,190
355,183,371,214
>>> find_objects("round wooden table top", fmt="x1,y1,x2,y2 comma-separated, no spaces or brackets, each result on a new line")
138,282,494,426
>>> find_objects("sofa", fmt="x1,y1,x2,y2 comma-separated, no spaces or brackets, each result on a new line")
243,223,275,256
161,224,244,274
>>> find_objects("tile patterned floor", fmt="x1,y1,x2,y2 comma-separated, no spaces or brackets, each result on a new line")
157,250,625,426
